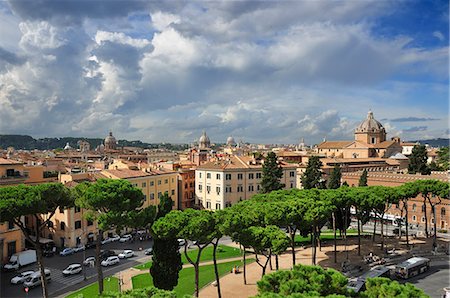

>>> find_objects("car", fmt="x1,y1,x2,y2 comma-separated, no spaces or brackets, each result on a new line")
10,271,35,284
62,264,82,276
59,248,75,256
119,234,132,243
101,237,112,245
118,250,134,259
144,248,153,255
73,245,85,252
177,239,186,246
23,269,51,288
99,250,116,261
83,256,95,266
110,235,120,242
101,256,120,267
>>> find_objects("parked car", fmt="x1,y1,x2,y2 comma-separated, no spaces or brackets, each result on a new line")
59,248,75,256
73,245,85,252
83,256,95,266
23,269,51,288
118,250,134,259
110,235,120,242
10,271,35,284
62,264,82,276
177,239,186,246
43,249,55,257
101,237,112,245
119,234,132,243
144,248,153,255
99,250,116,261
101,256,120,267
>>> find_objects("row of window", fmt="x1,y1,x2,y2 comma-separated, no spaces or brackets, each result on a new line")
201,171,295,180
51,219,94,231
410,204,446,215
131,178,174,188
204,201,233,210
143,190,176,200
198,184,261,194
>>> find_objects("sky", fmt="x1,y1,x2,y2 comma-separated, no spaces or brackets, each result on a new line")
0,0,448,145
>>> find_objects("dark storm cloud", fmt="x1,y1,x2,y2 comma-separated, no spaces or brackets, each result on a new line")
8,0,151,24
388,117,440,122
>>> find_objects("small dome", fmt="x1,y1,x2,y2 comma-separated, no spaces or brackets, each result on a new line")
105,131,116,144
199,131,210,149
226,136,236,146
64,142,72,150
355,111,385,133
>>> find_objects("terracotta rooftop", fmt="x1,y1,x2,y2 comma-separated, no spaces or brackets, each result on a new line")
318,141,353,149
102,169,152,179
197,155,296,170
0,158,23,165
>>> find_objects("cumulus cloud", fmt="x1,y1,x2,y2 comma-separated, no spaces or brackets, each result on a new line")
0,1,447,143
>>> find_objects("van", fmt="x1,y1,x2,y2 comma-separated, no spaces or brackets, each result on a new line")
23,269,51,288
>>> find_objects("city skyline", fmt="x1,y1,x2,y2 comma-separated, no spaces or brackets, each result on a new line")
0,0,448,144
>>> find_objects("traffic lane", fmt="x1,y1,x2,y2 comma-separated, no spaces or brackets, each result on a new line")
1,252,150,298
400,260,450,298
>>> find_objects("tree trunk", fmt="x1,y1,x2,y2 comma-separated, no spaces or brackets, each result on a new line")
35,236,49,298
268,249,273,270
372,216,377,242
356,207,361,256
212,240,222,298
317,226,322,252
194,262,200,297
423,197,429,238
312,225,317,265
380,213,385,251
290,229,296,266
96,230,104,295
275,254,279,270
404,200,410,248
332,212,337,263
431,204,438,249
344,207,348,260
242,247,247,285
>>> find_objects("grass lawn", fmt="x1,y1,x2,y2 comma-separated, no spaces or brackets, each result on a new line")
132,259,252,297
294,229,371,246
134,244,242,270
66,276,119,298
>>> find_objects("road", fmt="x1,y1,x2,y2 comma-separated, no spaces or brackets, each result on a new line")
1,238,154,298
1,236,235,298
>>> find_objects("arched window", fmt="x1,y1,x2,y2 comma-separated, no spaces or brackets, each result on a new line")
412,204,416,211
60,222,65,231
442,208,446,216
412,215,417,222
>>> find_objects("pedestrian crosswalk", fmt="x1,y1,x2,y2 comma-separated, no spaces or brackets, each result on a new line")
49,268,86,287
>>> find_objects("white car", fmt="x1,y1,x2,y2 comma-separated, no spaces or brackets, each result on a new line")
178,239,186,246
10,271,35,284
83,256,95,266
110,235,120,242
101,256,120,267
119,234,132,243
101,237,112,245
62,264,82,276
118,250,134,259
73,245,85,252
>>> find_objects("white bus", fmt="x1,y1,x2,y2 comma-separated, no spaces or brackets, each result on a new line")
395,257,430,279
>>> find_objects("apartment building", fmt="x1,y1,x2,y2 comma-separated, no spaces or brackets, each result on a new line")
101,168,179,210
195,155,297,210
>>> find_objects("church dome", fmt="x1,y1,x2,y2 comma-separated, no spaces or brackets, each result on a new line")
199,131,210,148
104,131,117,150
226,136,236,146
355,111,385,133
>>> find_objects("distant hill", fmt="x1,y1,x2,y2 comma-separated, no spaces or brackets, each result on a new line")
0,135,189,151
409,138,449,148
